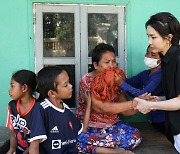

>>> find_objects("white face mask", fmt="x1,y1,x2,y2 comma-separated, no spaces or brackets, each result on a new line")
144,57,160,68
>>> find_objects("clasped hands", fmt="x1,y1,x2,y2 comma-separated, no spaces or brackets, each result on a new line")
133,93,158,114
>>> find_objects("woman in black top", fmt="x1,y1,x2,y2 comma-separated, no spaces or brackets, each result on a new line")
135,12,180,153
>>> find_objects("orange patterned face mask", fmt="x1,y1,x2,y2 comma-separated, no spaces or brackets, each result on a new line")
91,68,125,102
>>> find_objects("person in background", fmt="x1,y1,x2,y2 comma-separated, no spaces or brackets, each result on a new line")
115,45,165,134
135,12,180,153
29,66,91,154
76,43,141,154
0,70,37,154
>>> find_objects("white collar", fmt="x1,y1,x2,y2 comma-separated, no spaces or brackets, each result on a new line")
44,98,69,113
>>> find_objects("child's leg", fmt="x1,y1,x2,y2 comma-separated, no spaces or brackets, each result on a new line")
0,139,10,154
96,147,134,154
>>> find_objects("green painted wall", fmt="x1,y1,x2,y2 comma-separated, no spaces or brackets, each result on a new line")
0,0,35,126
0,0,180,126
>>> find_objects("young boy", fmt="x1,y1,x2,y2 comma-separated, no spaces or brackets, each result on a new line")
29,66,91,154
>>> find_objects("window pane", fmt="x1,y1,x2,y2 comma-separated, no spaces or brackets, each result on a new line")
88,14,118,57
43,65,76,108
88,64,93,72
43,13,75,57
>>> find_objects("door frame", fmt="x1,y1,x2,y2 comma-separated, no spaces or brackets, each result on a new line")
34,3,126,109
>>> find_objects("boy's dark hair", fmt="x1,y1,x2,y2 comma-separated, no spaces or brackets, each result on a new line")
145,12,180,47
12,70,36,95
37,66,65,100
146,45,163,58
91,43,116,71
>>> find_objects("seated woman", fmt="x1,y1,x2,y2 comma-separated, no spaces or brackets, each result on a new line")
76,43,142,154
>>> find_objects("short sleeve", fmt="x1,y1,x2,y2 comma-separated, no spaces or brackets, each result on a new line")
74,114,83,135
78,123,83,135
29,103,47,143
6,105,13,130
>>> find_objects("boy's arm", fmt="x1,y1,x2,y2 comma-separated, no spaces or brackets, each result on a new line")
22,147,29,154
120,71,161,97
29,140,40,154
6,130,17,154
82,92,91,132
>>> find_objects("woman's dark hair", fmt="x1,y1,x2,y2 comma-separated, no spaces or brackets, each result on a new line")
91,43,116,71
145,12,180,47
146,45,151,52
12,70,36,95
37,66,65,100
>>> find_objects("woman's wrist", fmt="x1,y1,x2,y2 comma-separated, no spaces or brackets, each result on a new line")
131,98,137,108
148,101,156,111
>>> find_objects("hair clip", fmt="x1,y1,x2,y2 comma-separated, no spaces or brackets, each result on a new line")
168,14,174,20
168,16,172,20
157,21,168,27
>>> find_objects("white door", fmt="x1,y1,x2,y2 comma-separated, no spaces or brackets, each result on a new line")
34,3,125,110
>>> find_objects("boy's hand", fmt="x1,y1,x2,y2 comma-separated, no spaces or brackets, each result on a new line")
139,93,158,101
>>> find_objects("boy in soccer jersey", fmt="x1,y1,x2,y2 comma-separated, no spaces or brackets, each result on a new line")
29,66,91,154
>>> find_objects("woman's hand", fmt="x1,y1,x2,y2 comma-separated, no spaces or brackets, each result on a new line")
80,81,91,104
134,97,151,114
84,91,92,107
114,73,124,86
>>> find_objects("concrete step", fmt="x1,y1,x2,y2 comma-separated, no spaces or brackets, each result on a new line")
0,123,178,153
131,122,178,154
0,126,10,146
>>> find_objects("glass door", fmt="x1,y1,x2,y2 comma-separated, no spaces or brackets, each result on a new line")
34,4,125,109
34,4,80,109
80,5,125,75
